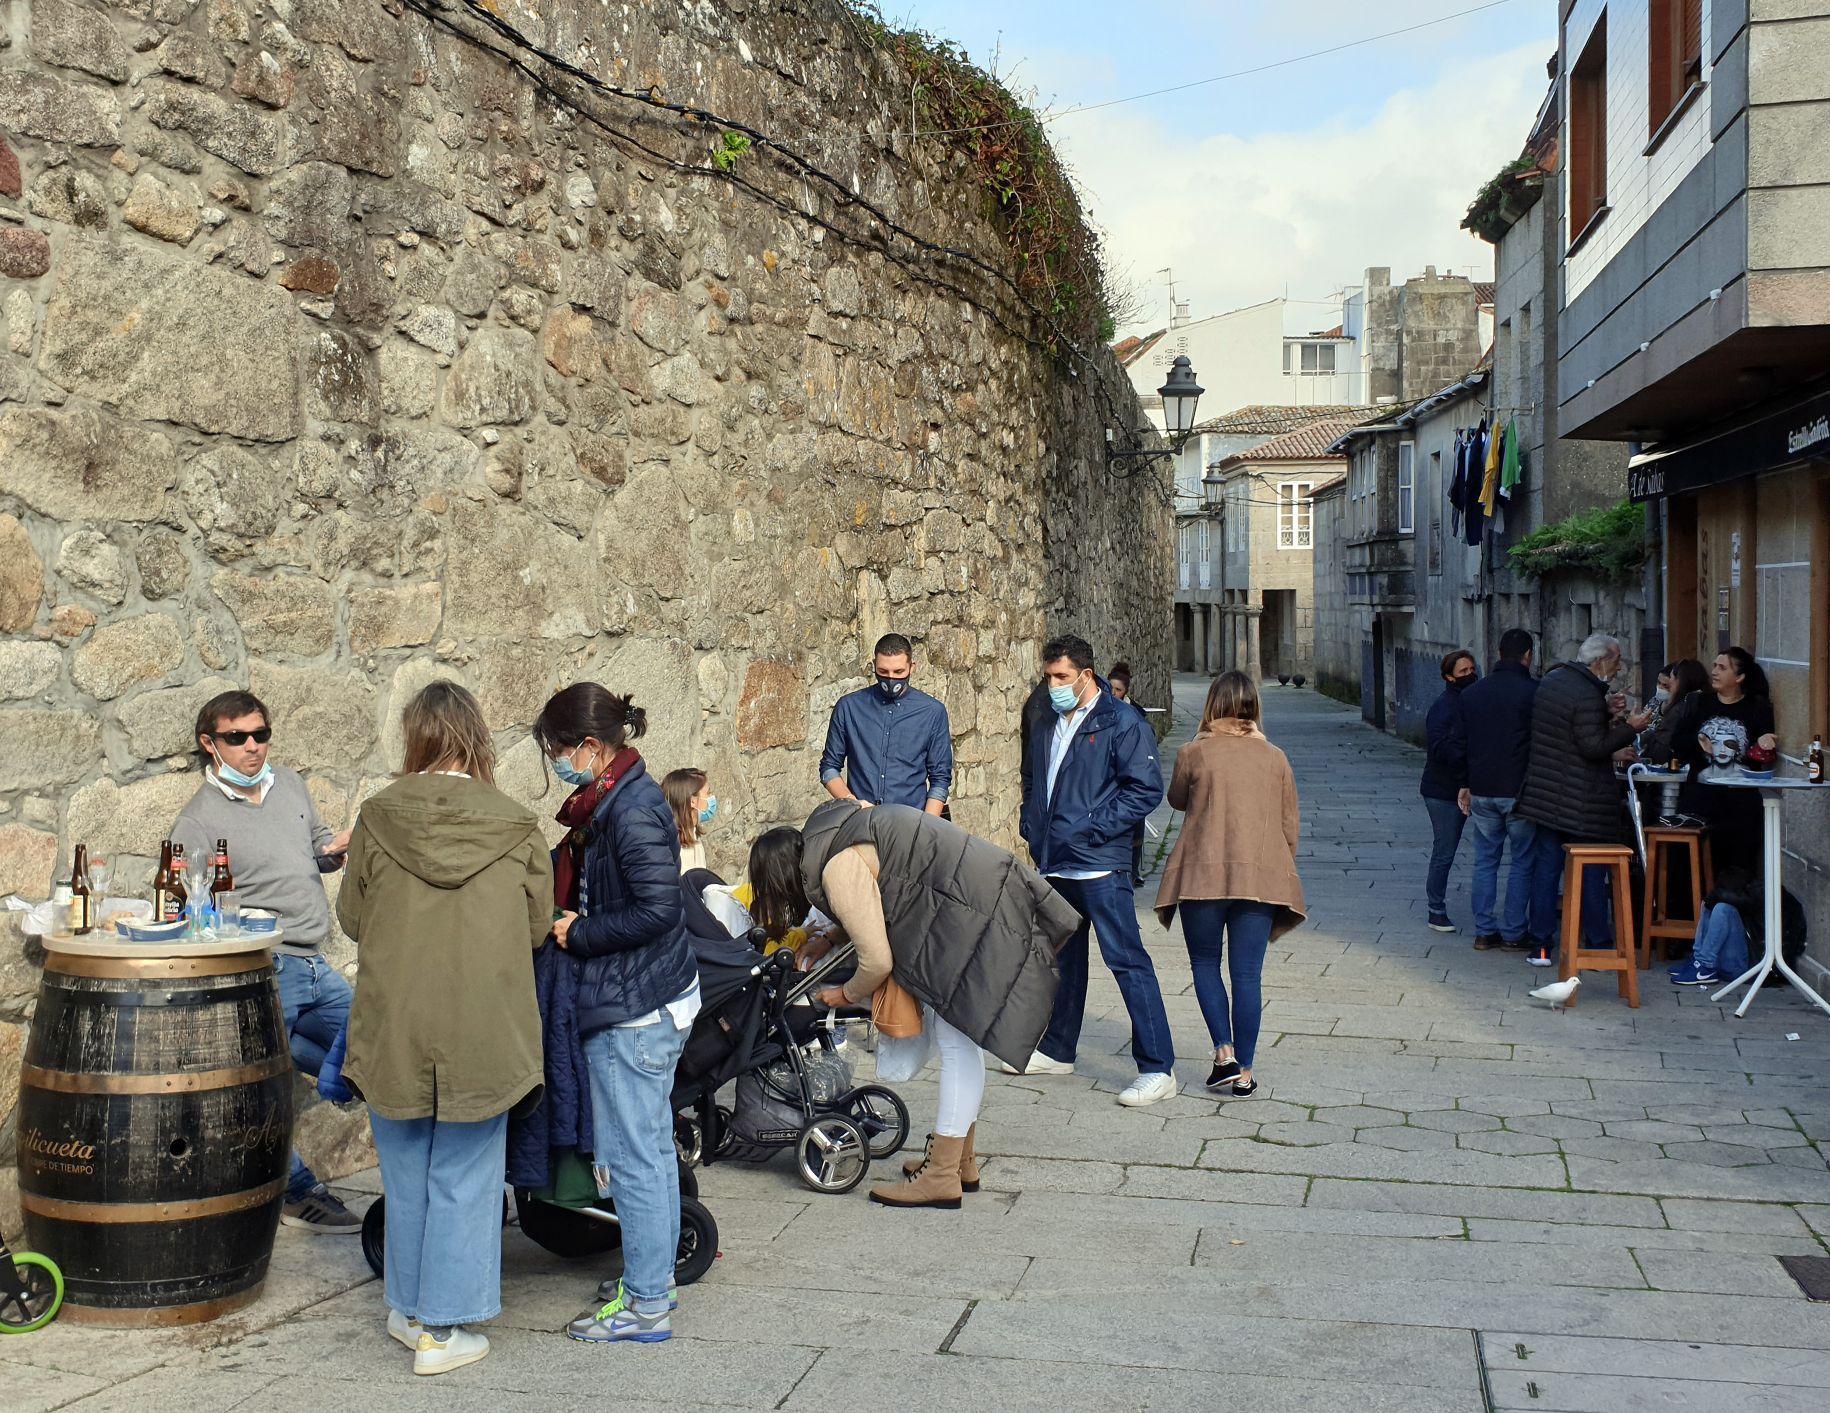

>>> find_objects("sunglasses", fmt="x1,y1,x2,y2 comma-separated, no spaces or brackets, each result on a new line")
211,728,273,746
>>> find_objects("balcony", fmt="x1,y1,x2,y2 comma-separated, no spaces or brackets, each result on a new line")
1345,532,1415,610
1197,563,1212,590
1179,563,1192,591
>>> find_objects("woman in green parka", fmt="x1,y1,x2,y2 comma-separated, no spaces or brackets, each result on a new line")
336,682,552,1377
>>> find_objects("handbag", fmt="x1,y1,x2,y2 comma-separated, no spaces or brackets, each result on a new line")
871,975,922,1039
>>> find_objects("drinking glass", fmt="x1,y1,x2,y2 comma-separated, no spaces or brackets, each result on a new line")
86,855,113,906
215,891,242,934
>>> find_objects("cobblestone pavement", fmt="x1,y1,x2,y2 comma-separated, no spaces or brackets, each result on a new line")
9,677,1830,1410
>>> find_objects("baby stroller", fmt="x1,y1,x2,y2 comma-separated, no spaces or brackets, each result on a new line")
671,869,909,1194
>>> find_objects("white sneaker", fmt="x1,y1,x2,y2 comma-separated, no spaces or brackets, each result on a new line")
1117,1073,1178,1107
387,1309,422,1350
414,1327,489,1375
998,1049,1074,1076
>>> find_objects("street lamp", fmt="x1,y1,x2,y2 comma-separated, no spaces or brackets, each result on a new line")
1201,464,1224,511
1106,355,1204,477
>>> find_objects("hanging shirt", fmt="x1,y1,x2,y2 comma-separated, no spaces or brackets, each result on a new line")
1463,420,1488,545
1448,430,1467,536
1498,419,1523,502
1477,420,1505,518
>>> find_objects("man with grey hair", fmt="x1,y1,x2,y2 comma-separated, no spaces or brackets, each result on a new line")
1515,634,1653,967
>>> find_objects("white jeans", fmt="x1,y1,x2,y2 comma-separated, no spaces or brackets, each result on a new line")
929,1009,985,1138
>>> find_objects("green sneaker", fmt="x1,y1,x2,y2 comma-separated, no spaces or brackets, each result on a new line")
566,1281,672,1343
597,1276,678,1310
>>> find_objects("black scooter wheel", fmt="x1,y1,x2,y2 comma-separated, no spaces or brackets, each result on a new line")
674,1196,719,1286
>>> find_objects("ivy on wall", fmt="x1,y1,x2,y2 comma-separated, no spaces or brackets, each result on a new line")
1507,501,1647,583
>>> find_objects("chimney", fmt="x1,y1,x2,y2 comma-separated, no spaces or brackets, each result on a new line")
1172,300,1191,328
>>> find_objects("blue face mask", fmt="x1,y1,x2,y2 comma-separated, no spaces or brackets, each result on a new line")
698,796,719,825
877,676,909,700
1049,681,1082,714
551,748,595,787
216,758,273,789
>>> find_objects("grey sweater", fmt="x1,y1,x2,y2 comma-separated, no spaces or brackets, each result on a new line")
170,766,338,955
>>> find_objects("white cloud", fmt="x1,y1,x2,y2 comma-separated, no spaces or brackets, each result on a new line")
1054,41,1553,333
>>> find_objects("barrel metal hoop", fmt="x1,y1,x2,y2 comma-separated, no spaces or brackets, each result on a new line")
19,1053,293,1094
46,952,271,980
56,1287,266,1327
21,1176,286,1226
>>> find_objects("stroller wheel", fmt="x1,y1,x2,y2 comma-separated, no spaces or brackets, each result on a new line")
674,1114,704,1167
844,1084,911,1159
795,1114,870,1194
0,1252,63,1334
360,1196,386,1280
713,1105,736,1158
675,1196,719,1287
677,1158,700,1200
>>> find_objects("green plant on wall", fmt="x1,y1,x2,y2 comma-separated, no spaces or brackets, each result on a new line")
710,130,752,172
1507,501,1647,583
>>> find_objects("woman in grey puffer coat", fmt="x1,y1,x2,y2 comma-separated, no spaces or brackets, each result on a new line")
799,799,1078,1208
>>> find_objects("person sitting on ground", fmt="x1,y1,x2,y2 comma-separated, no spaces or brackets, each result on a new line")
797,799,1079,1209
661,767,716,873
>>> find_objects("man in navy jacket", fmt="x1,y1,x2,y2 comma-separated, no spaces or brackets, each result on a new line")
1012,634,1175,1106
1457,629,1553,953
1420,649,1475,933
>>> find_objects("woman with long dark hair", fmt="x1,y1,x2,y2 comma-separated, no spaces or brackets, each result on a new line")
1154,672,1306,1098
534,683,698,1346
337,682,551,1374
1670,647,1778,873
1636,658,1708,765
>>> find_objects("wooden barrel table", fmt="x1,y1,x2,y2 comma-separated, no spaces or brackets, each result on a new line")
15,934,294,1326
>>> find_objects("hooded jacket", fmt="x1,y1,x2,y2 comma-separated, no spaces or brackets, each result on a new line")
1515,662,1635,841
1019,689,1164,875
336,773,553,1123
799,800,1079,1070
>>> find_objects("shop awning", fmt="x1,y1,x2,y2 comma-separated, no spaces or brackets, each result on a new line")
1628,380,1830,502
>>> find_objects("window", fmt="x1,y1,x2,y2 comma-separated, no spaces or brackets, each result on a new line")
1568,18,1608,240
1196,519,1212,589
1649,0,1704,138
1278,482,1314,549
1178,523,1192,590
1428,450,1443,574
1397,441,1415,535
1757,561,1811,668
1287,341,1337,375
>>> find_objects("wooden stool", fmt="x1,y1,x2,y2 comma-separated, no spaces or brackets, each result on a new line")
1639,826,1715,969
1560,845,1639,1008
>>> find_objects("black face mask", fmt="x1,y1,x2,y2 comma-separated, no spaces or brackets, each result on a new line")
877,676,910,700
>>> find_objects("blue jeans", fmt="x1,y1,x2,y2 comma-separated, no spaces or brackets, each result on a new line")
1468,796,1551,941
275,952,352,1200
1423,797,1465,916
1179,900,1275,1067
1691,903,1751,976
583,1018,689,1306
369,1110,508,1327
1039,874,1176,1076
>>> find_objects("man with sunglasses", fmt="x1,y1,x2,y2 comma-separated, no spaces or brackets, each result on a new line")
170,690,361,1234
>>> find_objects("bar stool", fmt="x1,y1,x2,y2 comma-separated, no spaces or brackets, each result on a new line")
1639,826,1715,969
1560,844,1639,1008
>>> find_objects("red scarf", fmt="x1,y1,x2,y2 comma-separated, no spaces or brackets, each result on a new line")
553,747,642,910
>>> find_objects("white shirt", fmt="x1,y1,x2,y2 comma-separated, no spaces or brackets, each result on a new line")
616,979,704,1031
206,766,273,806
1044,692,1112,882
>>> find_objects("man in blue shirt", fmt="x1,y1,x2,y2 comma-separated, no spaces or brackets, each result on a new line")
820,634,953,815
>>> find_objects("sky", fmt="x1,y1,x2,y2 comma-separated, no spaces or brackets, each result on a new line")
881,0,1558,335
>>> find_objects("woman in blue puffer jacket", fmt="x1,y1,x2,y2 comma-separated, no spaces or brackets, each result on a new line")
534,683,698,1347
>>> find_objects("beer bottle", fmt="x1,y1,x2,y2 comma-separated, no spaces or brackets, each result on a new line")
70,844,93,936
210,839,235,898
165,845,190,926
1811,735,1825,786
153,840,176,923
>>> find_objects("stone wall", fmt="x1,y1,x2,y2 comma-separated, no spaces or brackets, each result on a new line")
0,0,1168,1234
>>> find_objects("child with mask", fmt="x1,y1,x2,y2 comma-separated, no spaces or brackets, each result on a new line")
662,768,717,874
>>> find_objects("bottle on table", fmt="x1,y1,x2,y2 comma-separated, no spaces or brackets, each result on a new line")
153,840,177,923
210,839,235,898
166,845,190,928
1811,736,1825,785
69,844,93,936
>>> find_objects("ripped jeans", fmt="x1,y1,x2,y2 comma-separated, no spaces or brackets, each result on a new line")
582,1019,689,1306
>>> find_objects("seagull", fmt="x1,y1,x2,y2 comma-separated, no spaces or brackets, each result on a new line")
1528,976,1581,1009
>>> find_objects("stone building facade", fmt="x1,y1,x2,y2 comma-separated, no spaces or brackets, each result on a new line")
0,0,1167,1231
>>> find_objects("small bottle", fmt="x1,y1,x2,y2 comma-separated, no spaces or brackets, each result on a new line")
210,839,235,899
165,845,190,926
70,844,93,936
1810,735,1825,785
153,840,176,923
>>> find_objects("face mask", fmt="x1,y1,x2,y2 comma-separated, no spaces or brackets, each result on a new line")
1651,686,1670,705
552,746,595,787
877,676,909,700
215,758,273,790
1049,681,1082,714
698,796,719,825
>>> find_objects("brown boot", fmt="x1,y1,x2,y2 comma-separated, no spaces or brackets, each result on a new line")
903,1125,980,1191
871,1133,965,1208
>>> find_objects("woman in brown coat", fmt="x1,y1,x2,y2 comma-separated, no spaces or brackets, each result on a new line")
1155,672,1306,1097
